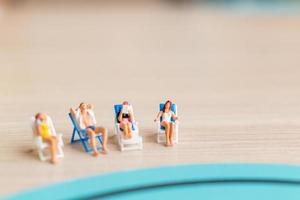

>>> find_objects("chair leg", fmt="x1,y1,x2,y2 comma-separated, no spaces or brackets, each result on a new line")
38,148,50,161
140,138,143,150
175,133,179,144
38,150,45,161
57,145,64,158
70,129,76,143
97,136,103,145
82,140,91,152
157,133,164,144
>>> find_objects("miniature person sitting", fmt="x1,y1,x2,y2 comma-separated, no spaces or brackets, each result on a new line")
35,113,59,164
154,100,179,147
118,101,135,139
70,102,108,156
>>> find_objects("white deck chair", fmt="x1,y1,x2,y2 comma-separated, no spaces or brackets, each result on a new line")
157,103,179,144
114,104,143,151
30,116,64,161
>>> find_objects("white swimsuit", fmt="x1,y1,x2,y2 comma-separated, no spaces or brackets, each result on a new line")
162,111,173,123
75,109,97,130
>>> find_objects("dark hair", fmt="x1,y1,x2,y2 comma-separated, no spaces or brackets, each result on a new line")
79,102,85,108
162,100,172,113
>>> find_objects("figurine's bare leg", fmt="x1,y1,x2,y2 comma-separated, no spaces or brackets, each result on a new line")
86,128,99,156
120,123,129,139
169,123,174,146
45,136,58,164
95,126,108,154
127,122,132,138
161,121,171,146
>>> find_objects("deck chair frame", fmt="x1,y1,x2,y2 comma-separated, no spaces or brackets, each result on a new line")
69,112,103,153
114,104,143,151
157,103,179,144
31,116,64,161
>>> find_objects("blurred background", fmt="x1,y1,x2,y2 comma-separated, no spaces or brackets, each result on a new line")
1,0,300,196
1,0,300,126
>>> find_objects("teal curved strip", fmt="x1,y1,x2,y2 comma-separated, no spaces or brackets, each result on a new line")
6,164,300,200
208,1,300,15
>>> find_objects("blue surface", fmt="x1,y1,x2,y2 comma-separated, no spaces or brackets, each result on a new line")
113,105,123,120
208,1,300,15
6,164,300,200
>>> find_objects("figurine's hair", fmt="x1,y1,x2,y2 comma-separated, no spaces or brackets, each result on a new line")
35,113,42,119
79,102,85,108
162,100,172,113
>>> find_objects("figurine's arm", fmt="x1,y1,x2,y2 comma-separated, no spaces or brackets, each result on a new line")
154,111,162,122
70,107,76,116
89,110,97,125
171,112,178,121
118,110,123,122
129,109,135,122
87,104,94,109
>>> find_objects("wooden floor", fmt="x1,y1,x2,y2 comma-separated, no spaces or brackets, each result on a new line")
1,2,300,196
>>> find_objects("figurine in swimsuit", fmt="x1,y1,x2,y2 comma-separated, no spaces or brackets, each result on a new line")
35,113,59,164
118,101,135,139
154,100,178,146
70,103,108,156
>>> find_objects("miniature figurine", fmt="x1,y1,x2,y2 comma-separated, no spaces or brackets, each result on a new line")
117,101,135,139
35,113,59,164
154,100,179,146
114,102,143,151
70,102,108,156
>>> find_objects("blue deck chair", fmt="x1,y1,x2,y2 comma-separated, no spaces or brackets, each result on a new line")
69,112,103,153
157,103,179,144
114,104,143,151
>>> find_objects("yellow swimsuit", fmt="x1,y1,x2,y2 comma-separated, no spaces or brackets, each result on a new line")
40,122,52,140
